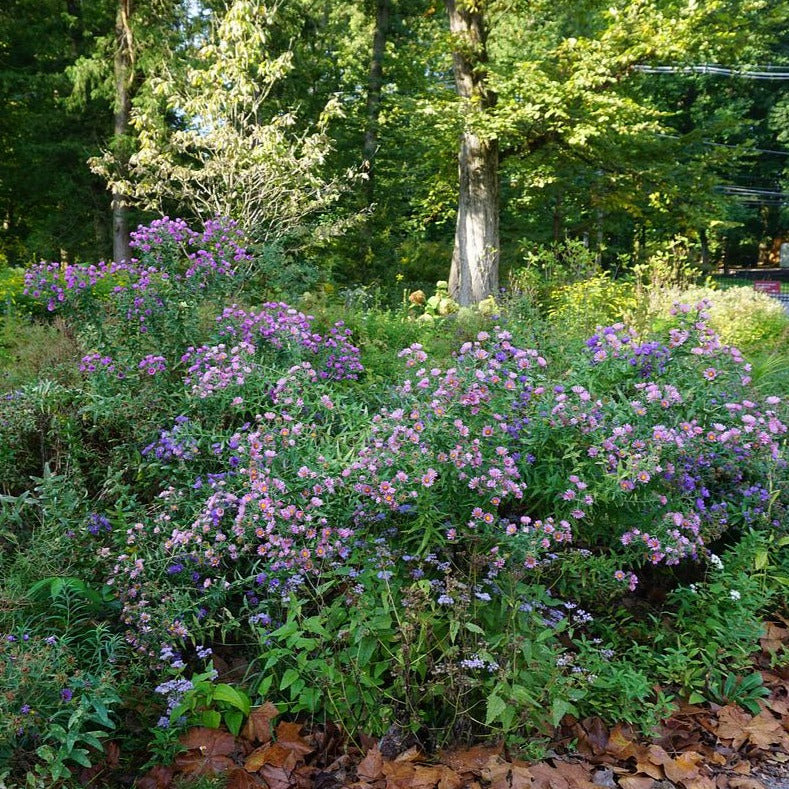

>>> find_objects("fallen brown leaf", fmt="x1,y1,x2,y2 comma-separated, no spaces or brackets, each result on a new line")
276,721,315,758
437,765,466,789
439,743,503,774
580,718,610,757
685,776,716,789
743,711,789,750
357,745,384,781
617,775,655,789
227,767,266,788
554,759,599,789
381,759,421,787
175,728,236,775
480,756,515,789
528,761,570,789
395,746,424,763
607,725,638,760
136,765,175,789
633,749,663,781
662,751,703,784
245,742,298,773
728,778,767,789
760,623,789,654
242,702,280,745
259,763,296,789
716,706,753,750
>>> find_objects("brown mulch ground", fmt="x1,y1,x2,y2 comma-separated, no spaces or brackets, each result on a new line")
83,620,789,789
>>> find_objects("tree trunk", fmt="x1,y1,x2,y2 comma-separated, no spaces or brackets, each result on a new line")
445,0,498,306
112,0,133,263
363,0,390,207
699,227,710,270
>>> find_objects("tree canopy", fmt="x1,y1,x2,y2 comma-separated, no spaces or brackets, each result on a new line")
1,0,787,296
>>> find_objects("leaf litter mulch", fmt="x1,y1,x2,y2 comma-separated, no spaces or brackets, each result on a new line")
100,621,789,789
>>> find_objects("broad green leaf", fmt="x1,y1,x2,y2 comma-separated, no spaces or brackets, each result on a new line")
485,693,507,725
465,622,485,635
198,710,222,729
223,708,244,735
280,668,300,691
213,684,251,715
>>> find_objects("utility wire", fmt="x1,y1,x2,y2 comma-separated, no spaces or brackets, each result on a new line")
634,64,789,80
654,133,789,156
718,186,789,196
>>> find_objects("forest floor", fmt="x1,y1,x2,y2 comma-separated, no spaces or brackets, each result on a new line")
76,617,789,789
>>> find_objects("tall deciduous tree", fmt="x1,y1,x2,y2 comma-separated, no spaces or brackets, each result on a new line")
445,0,498,305
440,0,789,302
112,0,133,262
0,0,114,264
100,0,350,247
363,0,391,207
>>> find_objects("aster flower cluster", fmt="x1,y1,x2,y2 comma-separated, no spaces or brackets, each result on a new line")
23,216,248,331
142,416,200,463
179,304,363,399
98,303,786,663
217,303,363,381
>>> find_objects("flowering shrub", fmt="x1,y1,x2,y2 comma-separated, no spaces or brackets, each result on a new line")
87,296,784,744
4,230,789,780
647,285,789,351
23,217,251,377
181,303,363,400
24,217,249,314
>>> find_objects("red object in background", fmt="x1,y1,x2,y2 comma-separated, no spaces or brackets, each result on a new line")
754,281,781,294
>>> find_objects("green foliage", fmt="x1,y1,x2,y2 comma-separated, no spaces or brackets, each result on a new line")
97,0,352,247
0,269,30,311
32,681,120,784
0,313,82,391
706,672,769,716
0,586,124,781
248,555,665,747
646,285,789,353
169,671,252,736
548,272,638,339
1,247,787,783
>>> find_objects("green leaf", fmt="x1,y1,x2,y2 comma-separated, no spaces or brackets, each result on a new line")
302,616,330,637
270,620,299,640
739,673,760,690
280,668,300,691
79,731,106,751
294,637,319,650
36,745,56,762
257,675,273,697
198,710,222,729
356,636,377,668
298,686,322,713
90,698,114,728
290,679,305,700
223,709,244,736
464,622,485,635
485,693,507,725
213,684,251,715
550,698,575,728
69,748,92,768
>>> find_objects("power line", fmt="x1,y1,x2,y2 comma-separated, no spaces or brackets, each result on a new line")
634,64,789,80
718,186,788,197
714,185,789,205
654,133,789,156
